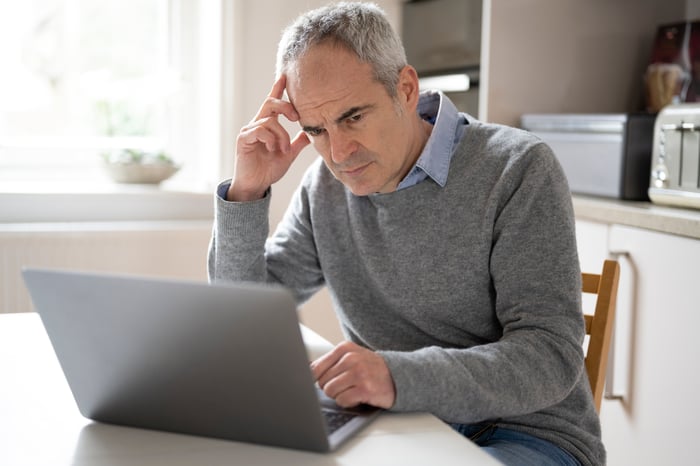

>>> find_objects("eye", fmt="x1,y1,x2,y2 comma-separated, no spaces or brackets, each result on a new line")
305,127,325,137
347,113,363,123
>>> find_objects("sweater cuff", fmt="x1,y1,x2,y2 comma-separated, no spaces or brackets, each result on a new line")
214,179,270,241
379,349,432,412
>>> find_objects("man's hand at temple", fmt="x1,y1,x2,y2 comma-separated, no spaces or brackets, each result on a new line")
227,74,310,202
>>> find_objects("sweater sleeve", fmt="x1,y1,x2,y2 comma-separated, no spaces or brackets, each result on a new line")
207,180,272,283
379,142,585,423
207,177,326,304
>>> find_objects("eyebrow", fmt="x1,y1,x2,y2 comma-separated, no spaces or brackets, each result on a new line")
302,104,374,133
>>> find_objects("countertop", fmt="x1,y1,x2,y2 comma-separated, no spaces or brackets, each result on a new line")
572,195,700,240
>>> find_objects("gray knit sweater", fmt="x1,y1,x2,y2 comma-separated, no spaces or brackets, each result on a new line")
208,117,605,465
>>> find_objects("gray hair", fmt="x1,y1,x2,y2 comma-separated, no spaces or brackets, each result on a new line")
276,2,407,97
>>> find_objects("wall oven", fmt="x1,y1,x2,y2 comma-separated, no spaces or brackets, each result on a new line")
402,0,482,116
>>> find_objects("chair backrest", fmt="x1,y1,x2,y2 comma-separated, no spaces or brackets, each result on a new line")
582,259,620,413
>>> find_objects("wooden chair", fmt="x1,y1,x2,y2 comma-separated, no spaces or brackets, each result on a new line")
582,259,620,413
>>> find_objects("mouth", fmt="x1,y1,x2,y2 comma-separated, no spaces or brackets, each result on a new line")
341,162,371,177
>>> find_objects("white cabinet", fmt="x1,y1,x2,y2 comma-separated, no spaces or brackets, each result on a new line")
575,220,609,273
576,219,700,465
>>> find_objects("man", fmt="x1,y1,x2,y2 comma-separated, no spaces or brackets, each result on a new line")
208,2,603,465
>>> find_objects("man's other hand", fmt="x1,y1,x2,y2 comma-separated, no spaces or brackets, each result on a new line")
311,341,396,409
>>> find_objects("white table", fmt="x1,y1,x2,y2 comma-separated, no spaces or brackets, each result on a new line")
0,313,498,465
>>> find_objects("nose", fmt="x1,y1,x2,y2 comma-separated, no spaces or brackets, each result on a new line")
328,129,357,165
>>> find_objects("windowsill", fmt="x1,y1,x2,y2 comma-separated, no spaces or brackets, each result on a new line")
1,179,215,223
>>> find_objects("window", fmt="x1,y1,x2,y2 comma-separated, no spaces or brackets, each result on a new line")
0,0,222,192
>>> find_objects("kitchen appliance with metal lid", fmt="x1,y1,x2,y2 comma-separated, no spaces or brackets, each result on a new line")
649,103,700,209
521,113,655,200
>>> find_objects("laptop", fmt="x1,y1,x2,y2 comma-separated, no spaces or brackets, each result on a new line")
22,267,381,452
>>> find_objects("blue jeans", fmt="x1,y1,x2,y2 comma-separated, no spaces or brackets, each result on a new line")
449,423,581,466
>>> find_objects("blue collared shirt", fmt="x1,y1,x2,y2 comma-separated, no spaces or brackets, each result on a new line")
396,90,469,191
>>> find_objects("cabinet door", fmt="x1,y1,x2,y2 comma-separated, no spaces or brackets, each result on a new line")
575,219,609,273
601,225,700,465
575,220,613,356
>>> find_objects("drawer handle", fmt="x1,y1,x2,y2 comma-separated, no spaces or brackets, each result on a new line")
604,251,632,405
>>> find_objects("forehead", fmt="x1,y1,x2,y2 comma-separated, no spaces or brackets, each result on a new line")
286,43,387,119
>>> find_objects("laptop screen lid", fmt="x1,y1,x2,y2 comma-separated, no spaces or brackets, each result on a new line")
22,267,375,452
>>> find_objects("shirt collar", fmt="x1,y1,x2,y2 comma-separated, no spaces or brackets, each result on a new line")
397,90,467,190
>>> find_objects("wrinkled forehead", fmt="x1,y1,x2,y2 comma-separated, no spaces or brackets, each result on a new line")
285,43,379,113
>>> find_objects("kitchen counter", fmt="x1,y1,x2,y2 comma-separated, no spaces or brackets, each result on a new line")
572,195,700,240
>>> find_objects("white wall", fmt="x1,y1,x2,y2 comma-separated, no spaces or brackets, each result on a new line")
2,222,212,314
689,0,700,18
483,0,688,127
224,0,403,343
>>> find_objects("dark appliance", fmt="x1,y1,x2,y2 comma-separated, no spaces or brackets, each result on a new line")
402,0,482,116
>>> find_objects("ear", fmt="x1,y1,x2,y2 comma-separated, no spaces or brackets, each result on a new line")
396,65,421,111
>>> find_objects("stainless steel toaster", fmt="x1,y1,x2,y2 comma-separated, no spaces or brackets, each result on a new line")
649,104,700,209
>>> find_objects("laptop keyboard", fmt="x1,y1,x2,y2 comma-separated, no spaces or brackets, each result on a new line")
322,409,357,434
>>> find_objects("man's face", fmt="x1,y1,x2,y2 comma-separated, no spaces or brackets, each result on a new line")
286,43,420,196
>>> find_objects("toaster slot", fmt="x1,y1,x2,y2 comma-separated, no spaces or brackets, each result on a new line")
680,124,700,188
662,124,682,188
